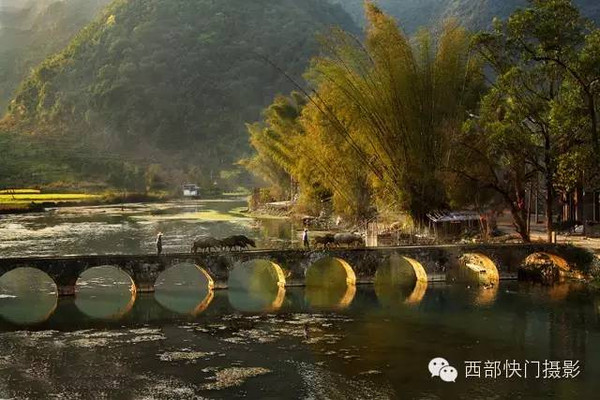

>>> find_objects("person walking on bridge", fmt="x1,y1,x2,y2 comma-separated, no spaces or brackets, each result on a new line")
156,232,163,255
302,228,310,250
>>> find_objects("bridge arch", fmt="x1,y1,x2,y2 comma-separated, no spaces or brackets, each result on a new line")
154,262,214,315
374,254,428,306
450,253,499,286
305,257,357,309
306,257,356,288
518,252,574,284
74,265,136,320
375,254,428,287
0,267,58,325
227,259,286,312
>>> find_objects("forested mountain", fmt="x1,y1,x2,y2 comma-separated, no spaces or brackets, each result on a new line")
0,0,111,111
332,0,600,32
2,0,600,191
1,0,356,189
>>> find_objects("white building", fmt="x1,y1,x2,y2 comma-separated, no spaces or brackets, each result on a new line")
182,184,200,197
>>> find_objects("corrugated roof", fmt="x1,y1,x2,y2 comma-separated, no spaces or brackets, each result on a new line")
426,211,480,223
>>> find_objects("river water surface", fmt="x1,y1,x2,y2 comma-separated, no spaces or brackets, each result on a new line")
0,276,599,399
1,201,600,398
0,199,293,257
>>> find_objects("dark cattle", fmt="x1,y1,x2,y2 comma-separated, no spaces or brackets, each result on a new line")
233,235,256,249
221,235,256,251
333,233,364,248
191,237,222,253
313,234,335,249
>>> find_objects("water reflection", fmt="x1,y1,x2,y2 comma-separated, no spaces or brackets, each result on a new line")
0,268,57,325
74,266,136,320
0,283,598,399
375,280,427,308
471,284,499,306
0,199,295,257
305,284,356,310
154,263,214,315
228,286,286,312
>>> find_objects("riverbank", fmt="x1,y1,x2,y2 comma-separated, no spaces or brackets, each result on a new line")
0,192,170,215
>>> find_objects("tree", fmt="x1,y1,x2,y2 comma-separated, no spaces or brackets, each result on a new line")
245,3,483,224
468,0,600,242
301,3,482,223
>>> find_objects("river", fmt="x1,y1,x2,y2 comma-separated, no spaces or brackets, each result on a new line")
1,200,600,398
0,199,294,257
0,277,599,399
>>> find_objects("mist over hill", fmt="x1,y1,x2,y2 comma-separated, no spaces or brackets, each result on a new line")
0,0,111,111
332,0,600,32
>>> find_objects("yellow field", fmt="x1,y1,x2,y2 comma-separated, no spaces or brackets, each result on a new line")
0,193,99,205
0,188,41,194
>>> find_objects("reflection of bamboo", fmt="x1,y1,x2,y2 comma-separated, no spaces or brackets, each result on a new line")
190,289,215,316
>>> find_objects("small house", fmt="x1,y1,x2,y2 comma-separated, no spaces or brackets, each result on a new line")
182,184,200,197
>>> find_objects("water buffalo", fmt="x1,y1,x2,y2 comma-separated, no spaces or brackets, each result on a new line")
191,237,222,253
333,232,364,248
233,235,256,249
313,234,335,249
220,235,256,251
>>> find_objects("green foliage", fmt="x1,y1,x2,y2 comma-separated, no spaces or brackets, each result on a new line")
451,0,600,241
0,0,111,112
246,3,483,223
2,0,357,190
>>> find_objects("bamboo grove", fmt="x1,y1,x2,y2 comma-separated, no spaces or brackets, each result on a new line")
244,1,600,239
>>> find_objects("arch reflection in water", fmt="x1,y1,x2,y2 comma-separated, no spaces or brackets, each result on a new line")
75,266,136,320
228,286,286,313
471,284,499,306
228,259,286,312
154,263,214,316
0,267,58,325
374,255,428,307
305,257,357,310
304,284,356,310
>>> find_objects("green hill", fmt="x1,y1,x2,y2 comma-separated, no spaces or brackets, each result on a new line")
0,0,111,111
2,0,599,191
1,0,356,189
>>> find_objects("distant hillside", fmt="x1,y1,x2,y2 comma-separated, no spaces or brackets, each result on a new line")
0,0,111,111
2,0,599,190
1,0,357,188
332,0,600,32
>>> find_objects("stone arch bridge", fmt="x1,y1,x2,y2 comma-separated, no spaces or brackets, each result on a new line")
0,243,594,296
